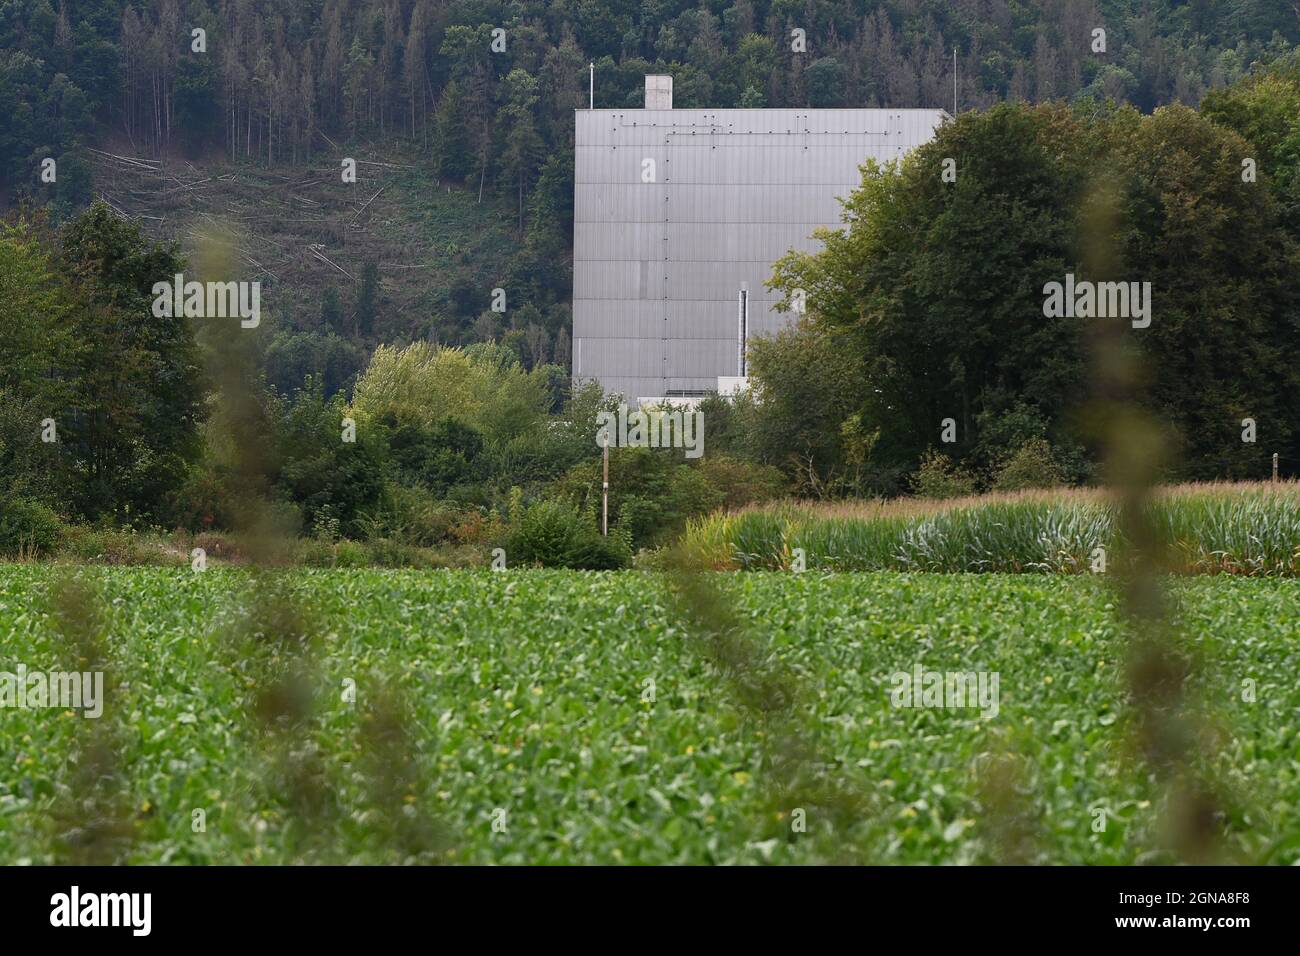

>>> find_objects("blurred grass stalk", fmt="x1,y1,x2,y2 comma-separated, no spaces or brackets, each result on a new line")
663,556,875,863
1081,179,1229,863
196,222,451,863
46,572,134,864
46,228,449,865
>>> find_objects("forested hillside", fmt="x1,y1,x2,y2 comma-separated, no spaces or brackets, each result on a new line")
3,0,1299,378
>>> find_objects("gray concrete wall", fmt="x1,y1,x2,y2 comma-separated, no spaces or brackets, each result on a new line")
572,107,948,401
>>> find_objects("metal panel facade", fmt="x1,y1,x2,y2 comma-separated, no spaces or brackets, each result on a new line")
572,107,948,401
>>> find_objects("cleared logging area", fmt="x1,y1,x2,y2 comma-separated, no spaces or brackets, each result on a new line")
86,146,517,341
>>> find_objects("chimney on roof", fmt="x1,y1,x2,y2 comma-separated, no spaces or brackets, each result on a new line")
644,74,673,110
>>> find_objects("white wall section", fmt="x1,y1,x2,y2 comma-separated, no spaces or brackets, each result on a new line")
572,105,948,400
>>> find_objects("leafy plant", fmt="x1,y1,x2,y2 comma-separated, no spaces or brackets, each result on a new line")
0,497,64,558
910,449,978,500
505,499,630,570
991,439,1066,492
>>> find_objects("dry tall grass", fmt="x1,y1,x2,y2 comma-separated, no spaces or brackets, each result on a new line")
682,481,1300,575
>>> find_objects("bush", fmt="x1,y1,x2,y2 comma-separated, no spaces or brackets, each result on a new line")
549,446,735,550
190,532,243,562
296,538,373,568
362,537,485,569
446,507,503,546
335,540,370,567
506,500,631,570
167,465,237,532
273,379,387,537
612,496,660,550
0,497,64,558
697,455,789,511
362,537,422,567
910,449,977,500
360,482,463,547
742,320,864,491
991,439,1066,492
384,414,486,493
294,538,337,568
56,525,165,565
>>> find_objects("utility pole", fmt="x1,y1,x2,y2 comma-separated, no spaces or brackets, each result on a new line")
602,430,610,535
953,48,958,116
590,62,594,109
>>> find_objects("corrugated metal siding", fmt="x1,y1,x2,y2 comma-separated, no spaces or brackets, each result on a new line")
573,107,947,399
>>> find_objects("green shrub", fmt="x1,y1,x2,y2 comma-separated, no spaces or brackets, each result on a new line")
56,525,167,565
384,414,486,493
363,537,419,567
295,538,338,568
910,449,977,500
167,465,237,532
360,482,463,547
311,508,343,543
297,538,373,568
612,496,660,549
991,439,1065,491
251,500,305,540
0,497,64,558
549,446,732,550
506,500,631,570
335,540,370,567
273,378,387,537
697,455,789,511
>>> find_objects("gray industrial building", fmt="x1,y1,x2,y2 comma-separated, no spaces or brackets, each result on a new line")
572,75,948,403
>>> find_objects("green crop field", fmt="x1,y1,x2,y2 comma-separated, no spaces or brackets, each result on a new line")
0,567,1296,865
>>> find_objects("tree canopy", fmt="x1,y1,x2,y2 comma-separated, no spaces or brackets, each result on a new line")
769,98,1300,487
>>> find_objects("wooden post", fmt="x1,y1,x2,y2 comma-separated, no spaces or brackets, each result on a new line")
602,432,609,535
1273,452,1279,484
